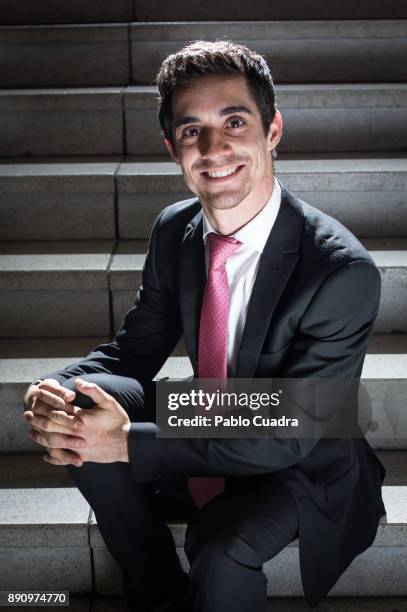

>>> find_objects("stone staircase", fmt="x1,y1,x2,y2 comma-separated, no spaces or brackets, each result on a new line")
0,2,407,609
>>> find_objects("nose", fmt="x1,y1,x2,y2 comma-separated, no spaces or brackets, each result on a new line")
199,127,230,159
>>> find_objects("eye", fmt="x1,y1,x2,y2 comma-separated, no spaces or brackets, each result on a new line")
182,126,200,138
227,117,245,129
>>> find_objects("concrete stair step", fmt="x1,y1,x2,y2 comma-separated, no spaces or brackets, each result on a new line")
116,154,407,239
0,240,116,337
1,84,406,157
110,239,407,334
0,487,93,591
0,0,133,26
1,0,406,25
0,157,121,241
1,21,405,87
133,0,407,21
129,20,407,84
0,453,74,488
365,239,407,334
0,24,130,88
124,83,407,155
1,334,406,452
362,238,407,250
0,88,124,157
0,479,405,595
368,334,407,352
0,240,406,337
2,154,406,241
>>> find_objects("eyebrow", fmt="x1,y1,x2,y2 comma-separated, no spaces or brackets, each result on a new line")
174,105,253,129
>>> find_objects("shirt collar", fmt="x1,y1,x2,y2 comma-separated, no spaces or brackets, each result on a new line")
202,177,281,254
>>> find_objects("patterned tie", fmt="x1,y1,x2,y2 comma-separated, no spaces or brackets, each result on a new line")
188,233,241,508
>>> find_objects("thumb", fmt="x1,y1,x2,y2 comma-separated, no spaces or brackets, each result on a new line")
75,378,114,408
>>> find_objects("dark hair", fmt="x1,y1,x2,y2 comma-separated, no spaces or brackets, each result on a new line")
156,40,276,148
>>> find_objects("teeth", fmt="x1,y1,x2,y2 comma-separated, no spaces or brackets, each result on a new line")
207,166,238,178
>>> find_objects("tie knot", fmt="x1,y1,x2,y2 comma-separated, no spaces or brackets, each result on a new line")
207,232,241,270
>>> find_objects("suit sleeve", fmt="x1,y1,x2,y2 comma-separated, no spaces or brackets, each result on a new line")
127,259,381,482
37,211,182,384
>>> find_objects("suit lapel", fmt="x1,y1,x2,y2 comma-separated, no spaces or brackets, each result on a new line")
177,186,304,378
178,207,205,375
235,186,303,378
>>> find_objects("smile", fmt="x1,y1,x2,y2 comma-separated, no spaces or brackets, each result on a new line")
201,165,244,181
208,166,238,178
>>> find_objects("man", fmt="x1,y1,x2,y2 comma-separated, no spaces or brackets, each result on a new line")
24,41,386,611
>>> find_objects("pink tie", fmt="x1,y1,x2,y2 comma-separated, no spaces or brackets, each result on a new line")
188,233,241,508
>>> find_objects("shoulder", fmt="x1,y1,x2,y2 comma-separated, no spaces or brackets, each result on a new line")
281,186,381,319
280,184,376,271
278,185,381,316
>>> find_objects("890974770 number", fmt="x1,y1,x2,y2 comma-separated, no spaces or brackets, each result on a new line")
0,592,69,607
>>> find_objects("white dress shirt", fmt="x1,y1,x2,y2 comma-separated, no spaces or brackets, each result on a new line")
202,177,282,375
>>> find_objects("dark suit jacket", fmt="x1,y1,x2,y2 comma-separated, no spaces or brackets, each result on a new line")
43,184,387,607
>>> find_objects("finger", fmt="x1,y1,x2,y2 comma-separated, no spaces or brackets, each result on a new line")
27,399,64,417
24,389,42,412
29,399,84,425
75,378,115,409
29,429,87,451
44,449,83,468
27,413,84,436
25,406,84,431
31,388,65,411
32,389,78,415
38,379,76,403
24,378,72,411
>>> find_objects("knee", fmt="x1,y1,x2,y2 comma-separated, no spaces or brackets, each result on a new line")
187,535,264,599
186,524,262,570
62,373,145,410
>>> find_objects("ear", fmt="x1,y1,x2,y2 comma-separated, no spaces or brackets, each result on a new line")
164,137,180,164
266,109,283,152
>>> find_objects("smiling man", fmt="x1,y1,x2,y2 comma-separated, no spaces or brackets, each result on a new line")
24,41,386,612
166,72,282,233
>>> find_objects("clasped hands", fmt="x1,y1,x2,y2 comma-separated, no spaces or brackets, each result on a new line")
24,378,131,466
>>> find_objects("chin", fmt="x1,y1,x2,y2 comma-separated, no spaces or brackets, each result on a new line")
200,188,251,211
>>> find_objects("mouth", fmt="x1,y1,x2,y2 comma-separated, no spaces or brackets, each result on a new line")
200,165,245,182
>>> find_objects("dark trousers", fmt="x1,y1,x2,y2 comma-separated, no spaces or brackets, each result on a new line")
62,374,299,612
